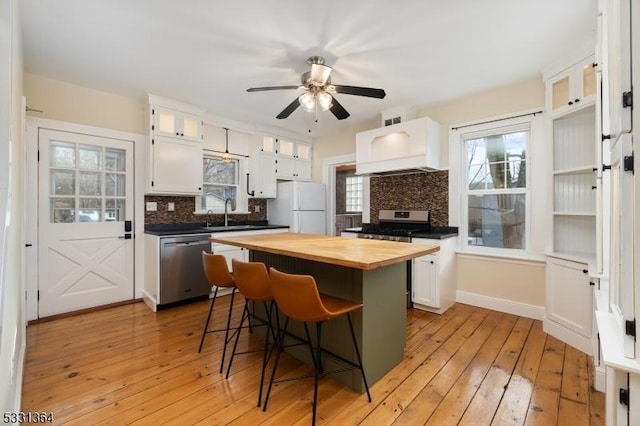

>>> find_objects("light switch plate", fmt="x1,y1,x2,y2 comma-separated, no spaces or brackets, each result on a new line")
168,202,175,211
146,202,157,211
255,205,260,213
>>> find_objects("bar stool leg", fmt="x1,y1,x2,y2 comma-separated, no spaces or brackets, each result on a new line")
347,313,371,402
219,288,237,373
257,301,276,407
263,316,289,412
312,322,323,426
198,286,219,353
225,300,249,379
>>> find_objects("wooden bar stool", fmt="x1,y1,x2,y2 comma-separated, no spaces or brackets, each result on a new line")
198,251,238,374
225,258,279,406
264,267,371,425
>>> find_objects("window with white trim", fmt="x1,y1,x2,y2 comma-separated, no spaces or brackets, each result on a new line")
345,175,363,212
462,123,530,252
200,155,246,212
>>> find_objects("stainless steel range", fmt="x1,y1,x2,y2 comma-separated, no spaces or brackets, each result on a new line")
357,210,431,308
357,210,430,242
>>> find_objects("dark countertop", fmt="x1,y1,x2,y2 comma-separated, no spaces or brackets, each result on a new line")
144,221,289,236
341,226,459,240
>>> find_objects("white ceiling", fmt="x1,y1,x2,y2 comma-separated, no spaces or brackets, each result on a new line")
20,0,597,138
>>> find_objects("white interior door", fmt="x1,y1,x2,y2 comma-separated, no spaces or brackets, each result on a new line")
38,129,134,317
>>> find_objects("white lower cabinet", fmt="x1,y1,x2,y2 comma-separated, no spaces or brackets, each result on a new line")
544,255,594,354
411,237,456,314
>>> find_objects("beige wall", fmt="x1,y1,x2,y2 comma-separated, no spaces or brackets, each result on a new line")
24,73,146,134
312,76,547,312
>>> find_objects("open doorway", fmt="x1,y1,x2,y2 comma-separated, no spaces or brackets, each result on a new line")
334,164,363,235
322,153,369,236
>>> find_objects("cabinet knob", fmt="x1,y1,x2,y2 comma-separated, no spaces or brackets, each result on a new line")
175,132,180,136
582,269,588,274
575,99,580,103
568,101,573,105
430,261,434,264
591,185,597,190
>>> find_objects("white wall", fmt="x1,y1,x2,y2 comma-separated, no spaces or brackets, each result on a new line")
0,0,25,412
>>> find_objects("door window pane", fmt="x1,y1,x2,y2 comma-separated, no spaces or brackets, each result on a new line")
183,117,199,138
105,173,125,196
50,141,76,168
50,198,75,223
105,148,126,171
79,198,102,222
79,145,102,170
105,199,125,222
158,111,175,134
50,170,75,195
78,172,102,196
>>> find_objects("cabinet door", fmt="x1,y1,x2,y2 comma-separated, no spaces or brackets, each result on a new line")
295,142,312,160
547,56,596,115
546,257,593,338
150,136,202,195
412,253,439,308
277,138,295,157
294,160,311,180
212,245,247,271
251,154,277,198
152,106,202,142
276,156,296,179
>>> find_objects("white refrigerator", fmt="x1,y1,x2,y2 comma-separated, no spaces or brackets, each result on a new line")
267,181,326,234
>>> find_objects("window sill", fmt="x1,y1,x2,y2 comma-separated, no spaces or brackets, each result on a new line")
456,249,546,265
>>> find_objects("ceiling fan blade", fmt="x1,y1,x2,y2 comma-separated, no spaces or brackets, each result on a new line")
310,64,332,84
276,98,301,119
332,85,386,99
247,85,300,92
329,96,350,120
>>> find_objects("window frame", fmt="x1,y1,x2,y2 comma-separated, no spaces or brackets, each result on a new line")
196,153,249,214
459,121,532,257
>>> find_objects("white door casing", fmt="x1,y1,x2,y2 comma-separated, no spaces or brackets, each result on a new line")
38,129,134,317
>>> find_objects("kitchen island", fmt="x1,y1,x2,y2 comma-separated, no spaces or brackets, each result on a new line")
209,232,439,392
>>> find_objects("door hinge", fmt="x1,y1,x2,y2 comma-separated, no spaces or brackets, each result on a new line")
151,138,155,145
623,90,633,108
602,164,611,172
620,388,630,407
624,153,634,174
602,134,611,141
151,181,154,187
152,108,155,115
152,124,154,131
625,319,636,339
37,150,40,161
37,290,40,301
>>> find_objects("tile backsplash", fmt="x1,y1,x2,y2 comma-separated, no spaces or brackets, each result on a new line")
369,170,449,226
144,195,267,225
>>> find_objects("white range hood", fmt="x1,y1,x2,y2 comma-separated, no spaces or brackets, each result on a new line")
355,116,442,176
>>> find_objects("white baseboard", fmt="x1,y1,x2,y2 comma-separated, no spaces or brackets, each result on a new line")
543,319,593,355
456,290,545,320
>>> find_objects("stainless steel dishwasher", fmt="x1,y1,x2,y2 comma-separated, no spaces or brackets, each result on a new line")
159,234,212,305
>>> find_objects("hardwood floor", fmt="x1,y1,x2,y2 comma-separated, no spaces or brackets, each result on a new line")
22,298,604,425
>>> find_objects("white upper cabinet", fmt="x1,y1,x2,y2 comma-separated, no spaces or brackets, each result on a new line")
256,134,312,182
152,106,203,142
203,125,250,156
146,95,205,195
545,55,597,117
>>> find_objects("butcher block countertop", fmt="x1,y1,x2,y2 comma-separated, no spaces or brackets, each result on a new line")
209,232,439,270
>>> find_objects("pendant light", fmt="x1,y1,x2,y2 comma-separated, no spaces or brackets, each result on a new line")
222,127,232,162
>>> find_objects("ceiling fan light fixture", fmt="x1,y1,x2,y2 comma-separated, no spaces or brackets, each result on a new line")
299,92,315,112
317,91,333,111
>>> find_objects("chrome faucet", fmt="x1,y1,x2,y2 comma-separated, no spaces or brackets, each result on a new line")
206,209,214,227
224,198,232,227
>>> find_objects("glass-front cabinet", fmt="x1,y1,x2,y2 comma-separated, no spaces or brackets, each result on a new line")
547,55,597,117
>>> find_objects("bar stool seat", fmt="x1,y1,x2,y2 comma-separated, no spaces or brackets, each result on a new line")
198,251,240,374
225,258,279,406
264,267,372,425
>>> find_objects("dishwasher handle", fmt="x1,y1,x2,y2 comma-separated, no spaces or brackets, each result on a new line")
162,239,211,248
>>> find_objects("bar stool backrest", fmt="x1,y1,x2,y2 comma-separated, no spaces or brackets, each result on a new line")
231,259,272,302
202,251,234,288
269,267,332,323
